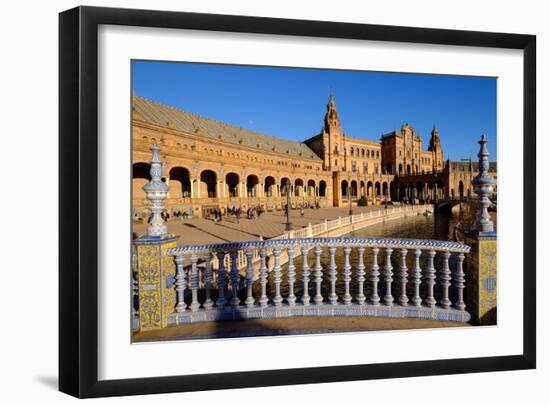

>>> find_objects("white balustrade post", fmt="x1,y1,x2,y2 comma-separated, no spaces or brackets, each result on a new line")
189,254,200,312
143,143,168,236
272,247,283,306
313,245,323,305
245,248,255,308
259,247,269,307
369,247,381,305
229,251,241,307
453,252,466,311
411,249,422,307
301,245,311,305
174,255,187,313
328,246,338,305
356,246,366,305
343,245,352,305
287,247,297,306
203,253,214,309
198,264,204,289
216,252,227,307
399,248,409,306
383,248,394,305
425,250,437,308
440,251,452,309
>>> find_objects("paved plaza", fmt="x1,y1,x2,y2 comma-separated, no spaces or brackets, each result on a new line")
133,315,469,342
133,204,396,245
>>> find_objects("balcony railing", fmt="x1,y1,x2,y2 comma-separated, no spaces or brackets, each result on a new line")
165,237,471,325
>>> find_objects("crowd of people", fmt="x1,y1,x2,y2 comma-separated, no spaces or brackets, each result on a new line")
135,202,321,225
224,205,264,223
171,210,190,219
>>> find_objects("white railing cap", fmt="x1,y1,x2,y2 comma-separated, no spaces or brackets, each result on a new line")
167,236,470,256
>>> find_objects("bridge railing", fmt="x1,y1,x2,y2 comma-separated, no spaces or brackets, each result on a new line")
165,237,471,325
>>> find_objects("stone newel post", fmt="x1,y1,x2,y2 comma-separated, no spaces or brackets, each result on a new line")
143,143,169,236
472,135,496,233
466,135,497,325
133,144,178,332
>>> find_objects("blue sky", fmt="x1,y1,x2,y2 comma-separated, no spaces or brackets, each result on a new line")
132,60,497,161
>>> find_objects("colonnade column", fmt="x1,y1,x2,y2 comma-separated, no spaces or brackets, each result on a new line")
190,178,196,198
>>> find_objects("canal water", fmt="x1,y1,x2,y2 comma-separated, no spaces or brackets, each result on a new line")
252,205,478,304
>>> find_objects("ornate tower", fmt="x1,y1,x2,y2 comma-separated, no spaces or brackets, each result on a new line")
428,124,444,172
322,91,344,172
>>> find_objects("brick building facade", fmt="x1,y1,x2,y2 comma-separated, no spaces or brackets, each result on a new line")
132,94,495,218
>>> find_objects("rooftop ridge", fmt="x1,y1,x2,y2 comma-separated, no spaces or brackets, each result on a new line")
133,95,320,160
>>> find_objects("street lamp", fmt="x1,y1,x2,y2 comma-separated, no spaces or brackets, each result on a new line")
348,185,353,216
285,179,292,231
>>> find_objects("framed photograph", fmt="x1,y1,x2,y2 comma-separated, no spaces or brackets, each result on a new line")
59,6,536,398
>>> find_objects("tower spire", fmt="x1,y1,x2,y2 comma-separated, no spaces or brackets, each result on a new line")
328,87,335,108
325,89,339,124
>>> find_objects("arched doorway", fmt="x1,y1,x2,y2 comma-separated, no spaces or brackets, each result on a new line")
375,182,381,197
169,167,191,198
280,177,291,196
200,170,217,198
360,180,365,197
437,180,445,200
133,162,151,199
264,176,276,197
399,184,407,201
408,184,415,201
406,164,411,176
382,182,388,197
341,180,348,198
416,182,423,201
350,180,358,198
247,174,259,197
319,180,327,197
385,163,392,175
294,179,304,197
459,181,464,200
427,181,434,201
367,181,373,198
225,172,240,197
307,179,316,197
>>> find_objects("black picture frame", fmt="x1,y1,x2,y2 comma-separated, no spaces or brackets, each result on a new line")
59,6,536,398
